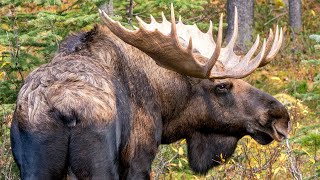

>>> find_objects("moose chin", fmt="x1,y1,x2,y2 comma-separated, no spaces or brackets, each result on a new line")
10,4,289,180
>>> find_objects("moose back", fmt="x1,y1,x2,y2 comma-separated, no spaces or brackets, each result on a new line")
11,5,290,180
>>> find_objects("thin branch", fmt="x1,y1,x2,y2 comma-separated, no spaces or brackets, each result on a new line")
286,139,303,180
128,0,134,25
264,12,287,26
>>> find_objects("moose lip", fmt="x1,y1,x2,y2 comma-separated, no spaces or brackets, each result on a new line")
251,126,288,144
271,124,288,142
251,131,273,145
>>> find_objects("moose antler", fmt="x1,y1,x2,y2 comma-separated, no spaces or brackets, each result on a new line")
99,4,283,79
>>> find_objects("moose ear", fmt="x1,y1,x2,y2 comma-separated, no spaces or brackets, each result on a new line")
186,132,239,174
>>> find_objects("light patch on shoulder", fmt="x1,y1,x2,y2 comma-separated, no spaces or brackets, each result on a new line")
48,81,117,127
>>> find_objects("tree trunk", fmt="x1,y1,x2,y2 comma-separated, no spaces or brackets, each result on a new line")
289,0,302,33
226,0,254,52
100,0,113,15
128,0,134,21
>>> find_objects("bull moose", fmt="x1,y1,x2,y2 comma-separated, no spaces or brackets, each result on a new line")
10,4,290,180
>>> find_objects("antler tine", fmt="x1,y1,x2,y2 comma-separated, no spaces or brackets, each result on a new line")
187,37,193,52
178,15,182,24
226,7,238,49
266,25,279,58
170,3,189,52
99,9,135,33
268,26,283,58
207,20,213,36
136,16,148,28
259,26,283,67
170,3,178,39
161,11,169,23
266,29,275,54
207,5,284,79
210,38,267,79
99,9,114,23
239,38,267,77
150,15,157,24
241,35,260,64
258,28,274,67
205,14,223,77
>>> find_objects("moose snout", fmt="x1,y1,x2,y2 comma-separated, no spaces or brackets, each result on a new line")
268,101,291,141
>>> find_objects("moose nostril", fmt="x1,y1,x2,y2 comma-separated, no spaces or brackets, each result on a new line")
274,120,290,138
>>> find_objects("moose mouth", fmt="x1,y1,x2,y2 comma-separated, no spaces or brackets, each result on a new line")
251,121,290,145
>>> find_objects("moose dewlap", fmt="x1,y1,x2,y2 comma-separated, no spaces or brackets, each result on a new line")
11,4,289,179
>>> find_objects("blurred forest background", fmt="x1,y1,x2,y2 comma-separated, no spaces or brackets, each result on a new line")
0,0,319,179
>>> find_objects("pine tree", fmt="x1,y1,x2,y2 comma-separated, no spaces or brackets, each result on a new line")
0,0,105,103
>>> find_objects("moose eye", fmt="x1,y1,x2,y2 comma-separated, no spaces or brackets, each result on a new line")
215,83,230,93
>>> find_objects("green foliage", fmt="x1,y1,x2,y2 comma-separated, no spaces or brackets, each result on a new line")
113,0,208,30
0,0,104,104
289,80,308,94
298,133,320,149
0,104,19,179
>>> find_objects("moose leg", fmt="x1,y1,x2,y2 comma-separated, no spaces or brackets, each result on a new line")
69,123,120,180
10,117,69,180
125,146,158,180
122,110,162,180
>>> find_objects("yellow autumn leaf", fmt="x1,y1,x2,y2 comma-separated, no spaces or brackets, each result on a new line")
220,153,225,163
309,158,315,164
256,174,261,179
178,160,182,168
274,0,285,8
181,158,188,163
296,122,301,129
311,10,316,16
270,76,281,81
1,24,10,30
230,159,236,164
0,45,8,53
279,154,287,162
192,175,200,180
274,167,281,175
301,148,311,157
171,146,178,152
0,71,5,79
168,163,177,167
178,147,184,155
1,62,10,68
